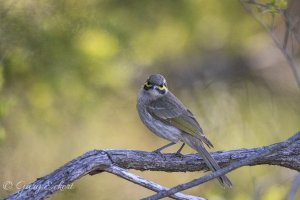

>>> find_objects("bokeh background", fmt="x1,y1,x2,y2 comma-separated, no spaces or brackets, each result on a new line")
1,0,300,199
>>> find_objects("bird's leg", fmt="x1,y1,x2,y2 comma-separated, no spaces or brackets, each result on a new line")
175,143,185,157
153,142,176,153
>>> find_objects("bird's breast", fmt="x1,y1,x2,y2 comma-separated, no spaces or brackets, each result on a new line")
137,96,181,143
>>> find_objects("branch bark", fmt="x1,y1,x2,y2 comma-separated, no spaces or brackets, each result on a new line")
143,131,300,200
4,131,300,200
106,166,206,200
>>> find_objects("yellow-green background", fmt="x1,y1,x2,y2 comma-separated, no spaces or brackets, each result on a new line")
1,0,299,199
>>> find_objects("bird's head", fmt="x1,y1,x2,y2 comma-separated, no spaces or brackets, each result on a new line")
142,74,168,99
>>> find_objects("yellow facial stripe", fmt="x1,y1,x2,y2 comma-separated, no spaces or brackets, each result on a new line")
144,81,152,87
157,85,166,90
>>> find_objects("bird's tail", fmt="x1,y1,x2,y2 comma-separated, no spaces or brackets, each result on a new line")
182,135,232,188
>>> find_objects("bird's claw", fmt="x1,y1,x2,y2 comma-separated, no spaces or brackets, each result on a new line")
152,150,163,155
174,152,184,158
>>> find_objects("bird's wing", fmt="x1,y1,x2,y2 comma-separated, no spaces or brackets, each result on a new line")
148,92,213,148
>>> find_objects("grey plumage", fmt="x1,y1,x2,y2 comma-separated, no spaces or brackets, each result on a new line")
137,74,232,188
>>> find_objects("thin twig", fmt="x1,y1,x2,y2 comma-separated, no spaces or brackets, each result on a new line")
283,11,300,48
287,173,300,200
106,166,206,200
283,11,290,51
143,132,300,200
240,1,300,90
241,0,284,13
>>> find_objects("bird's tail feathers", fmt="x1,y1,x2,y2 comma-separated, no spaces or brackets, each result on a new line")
182,135,232,188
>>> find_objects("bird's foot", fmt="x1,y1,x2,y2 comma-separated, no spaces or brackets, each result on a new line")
173,152,184,158
152,149,163,156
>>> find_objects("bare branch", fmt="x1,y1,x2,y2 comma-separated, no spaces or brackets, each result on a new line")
283,11,290,50
240,0,300,90
287,173,300,200
143,132,300,200
106,166,206,200
3,131,300,200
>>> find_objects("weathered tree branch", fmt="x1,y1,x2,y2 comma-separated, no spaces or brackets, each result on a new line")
4,131,300,200
105,166,206,200
143,131,300,200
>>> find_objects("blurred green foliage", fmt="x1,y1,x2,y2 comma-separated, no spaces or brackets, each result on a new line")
1,0,299,199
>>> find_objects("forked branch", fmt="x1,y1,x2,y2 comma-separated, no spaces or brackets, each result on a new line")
4,131,300,200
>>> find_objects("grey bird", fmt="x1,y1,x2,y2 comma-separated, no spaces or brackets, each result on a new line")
137,74,232,188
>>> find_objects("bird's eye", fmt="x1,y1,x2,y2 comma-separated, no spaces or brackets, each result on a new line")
158,84,165,90
144,81,153,90
144,81,152,87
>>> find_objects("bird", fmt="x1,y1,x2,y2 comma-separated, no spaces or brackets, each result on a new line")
136,74,232,188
